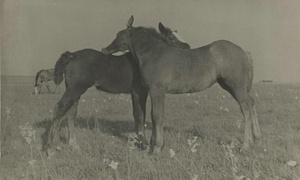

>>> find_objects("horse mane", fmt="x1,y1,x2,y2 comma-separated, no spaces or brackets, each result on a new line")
134,27,171,45
34,69,45,87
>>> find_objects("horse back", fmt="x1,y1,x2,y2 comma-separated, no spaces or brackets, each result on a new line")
63,49,134,93
138,45,216,92
139,40,251,93
209,40,252,86
97,54,134,93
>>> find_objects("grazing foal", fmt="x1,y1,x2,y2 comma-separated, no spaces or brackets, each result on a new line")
34,69,60,94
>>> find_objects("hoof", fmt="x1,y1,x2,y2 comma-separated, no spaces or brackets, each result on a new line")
240,144,250,154
254,137,263,148
150,146,162,155
46,145,62,159
254,132,262,141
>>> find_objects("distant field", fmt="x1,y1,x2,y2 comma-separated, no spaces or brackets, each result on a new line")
1,75,299,180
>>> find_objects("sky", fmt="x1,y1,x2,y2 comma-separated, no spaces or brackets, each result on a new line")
1,0,300,82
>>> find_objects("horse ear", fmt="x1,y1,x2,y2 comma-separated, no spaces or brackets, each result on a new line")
126,15,134,28
64,51,73,59
158,22,166,33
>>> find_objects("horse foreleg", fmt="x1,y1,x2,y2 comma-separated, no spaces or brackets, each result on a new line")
149,87,165,154
35,85,42,94
45,82,51,94
131,87,148,148
59,88,87,149
34,86,39,95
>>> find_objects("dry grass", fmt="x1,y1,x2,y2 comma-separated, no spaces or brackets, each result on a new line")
1,76,299,180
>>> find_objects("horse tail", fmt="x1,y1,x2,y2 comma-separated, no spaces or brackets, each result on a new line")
246,51,254,92
54,51,74,85
34,70,44,87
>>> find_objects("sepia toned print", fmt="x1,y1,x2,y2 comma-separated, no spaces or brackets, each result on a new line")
1,0,299,179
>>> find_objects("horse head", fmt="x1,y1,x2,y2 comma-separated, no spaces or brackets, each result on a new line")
101,16,190,55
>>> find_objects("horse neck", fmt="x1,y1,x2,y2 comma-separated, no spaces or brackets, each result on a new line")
48,69,54,74
35,70,44,86
130,28,167,64
47,69,55,79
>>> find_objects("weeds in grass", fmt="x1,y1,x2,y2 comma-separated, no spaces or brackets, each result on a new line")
236,119,242,129
109,160,120,180
19,122,37,179
168,148,199,180
127,133,139,150
2,81,300,179
187,136,200,153
2,107,11,137
19,122,50,180
220,106,230,112
103,157,120,180
169,148,176,158
222,140,251,180
169,137,201,180
1,107,12,157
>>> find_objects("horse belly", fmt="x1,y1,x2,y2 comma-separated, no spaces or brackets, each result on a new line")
94,71,132,94
166,67,217,94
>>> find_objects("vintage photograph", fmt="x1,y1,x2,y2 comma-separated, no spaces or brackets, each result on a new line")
1,0,299,179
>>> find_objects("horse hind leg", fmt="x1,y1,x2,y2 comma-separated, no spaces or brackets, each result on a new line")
249,96,262,140
46,88,87,154
46,91,73,153
239,93,255,152
65,99,80,150
217,79,255,152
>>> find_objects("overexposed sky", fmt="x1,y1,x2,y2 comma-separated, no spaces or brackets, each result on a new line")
1,0,300,82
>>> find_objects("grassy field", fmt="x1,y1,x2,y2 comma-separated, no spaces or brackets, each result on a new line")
1,75,299,180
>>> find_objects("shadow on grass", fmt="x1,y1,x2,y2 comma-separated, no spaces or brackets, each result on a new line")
76,116,134,141
34,117,145,150
34,116,181,152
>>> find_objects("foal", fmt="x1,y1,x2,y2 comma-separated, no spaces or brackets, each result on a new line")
102,16,261,154
34,69,60,94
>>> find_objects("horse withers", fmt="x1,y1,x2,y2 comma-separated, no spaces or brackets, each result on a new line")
44,24,190,154
102,16,261,154
34,69,61,94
